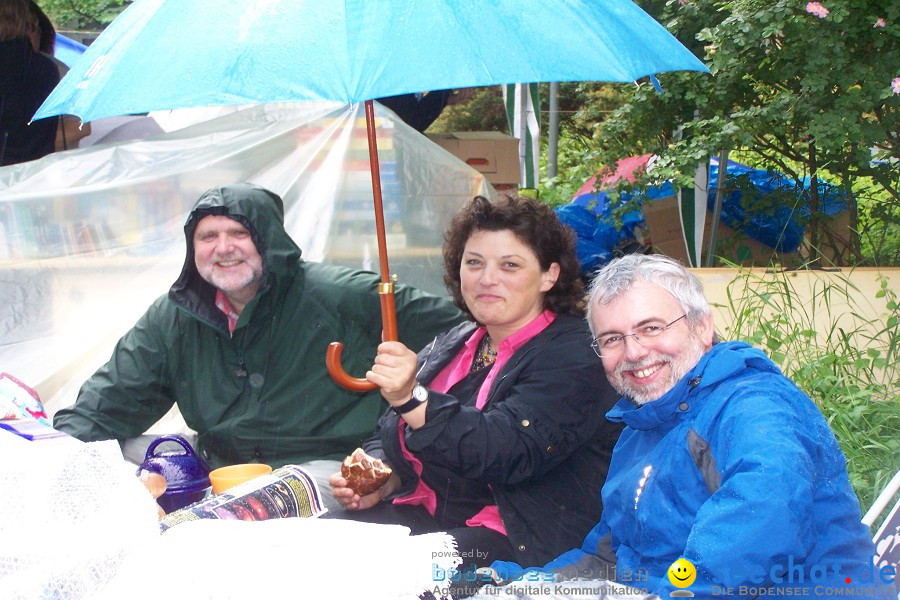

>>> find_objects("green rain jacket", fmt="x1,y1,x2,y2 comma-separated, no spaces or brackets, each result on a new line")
53,183,465,468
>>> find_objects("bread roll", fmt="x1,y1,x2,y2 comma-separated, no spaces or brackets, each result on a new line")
341,448,392,496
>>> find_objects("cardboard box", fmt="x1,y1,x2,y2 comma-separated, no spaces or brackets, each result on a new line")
427,131,520,187
641,194,802,267
705,220,801,266
640,194,691,262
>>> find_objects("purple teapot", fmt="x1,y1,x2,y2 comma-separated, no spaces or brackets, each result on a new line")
138,434,211,513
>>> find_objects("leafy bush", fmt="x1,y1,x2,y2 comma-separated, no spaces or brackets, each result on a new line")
715,266,899,518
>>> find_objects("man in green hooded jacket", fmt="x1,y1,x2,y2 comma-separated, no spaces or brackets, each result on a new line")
53,182,465,507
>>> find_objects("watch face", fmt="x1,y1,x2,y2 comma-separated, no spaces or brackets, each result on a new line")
413,385,428,402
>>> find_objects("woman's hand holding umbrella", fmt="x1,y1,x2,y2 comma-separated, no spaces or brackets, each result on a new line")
367,341,426,428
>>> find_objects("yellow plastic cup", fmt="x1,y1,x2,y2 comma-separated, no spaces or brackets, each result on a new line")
209,463,272,494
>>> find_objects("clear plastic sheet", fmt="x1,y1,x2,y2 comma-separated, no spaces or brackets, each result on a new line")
0,102,490,416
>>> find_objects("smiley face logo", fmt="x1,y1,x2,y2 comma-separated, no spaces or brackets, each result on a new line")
667,557,696,588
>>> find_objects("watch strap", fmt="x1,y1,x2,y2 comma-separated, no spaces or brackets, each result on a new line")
392,395,424,415
392,384,427,415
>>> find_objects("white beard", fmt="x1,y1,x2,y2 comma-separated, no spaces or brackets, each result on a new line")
198,253,263,297
609,334,707,406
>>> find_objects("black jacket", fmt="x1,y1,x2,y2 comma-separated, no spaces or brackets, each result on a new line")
0,38,59,166
365,314,622,567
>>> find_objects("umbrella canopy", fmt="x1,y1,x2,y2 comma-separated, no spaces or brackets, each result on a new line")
34,0,707,390
35,0,707,123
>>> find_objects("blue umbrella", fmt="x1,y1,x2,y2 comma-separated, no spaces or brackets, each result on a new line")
35,0,705,122
34,0,707,389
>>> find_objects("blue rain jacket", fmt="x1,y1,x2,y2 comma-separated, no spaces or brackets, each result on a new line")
493,341,882,598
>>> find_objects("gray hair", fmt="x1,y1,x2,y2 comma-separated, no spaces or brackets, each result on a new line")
586,254,712,336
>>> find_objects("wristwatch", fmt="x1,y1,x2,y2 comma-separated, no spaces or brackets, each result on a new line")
392,383,428,415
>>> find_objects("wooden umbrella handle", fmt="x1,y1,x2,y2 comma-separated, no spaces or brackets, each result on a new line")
327,100,400,391
325,342,376,391
326,284,397,391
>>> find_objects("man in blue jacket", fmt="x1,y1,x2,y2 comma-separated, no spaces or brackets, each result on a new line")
486,254,888,599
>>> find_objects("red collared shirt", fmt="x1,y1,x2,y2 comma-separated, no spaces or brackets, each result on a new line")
215,289,240,334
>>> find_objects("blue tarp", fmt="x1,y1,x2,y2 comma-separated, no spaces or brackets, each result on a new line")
54,33,87,69
556,158,849,271
556,176,669,273
709,159,849,252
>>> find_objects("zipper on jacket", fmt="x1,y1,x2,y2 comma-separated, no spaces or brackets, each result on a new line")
414,335,439,381
235,348,248,378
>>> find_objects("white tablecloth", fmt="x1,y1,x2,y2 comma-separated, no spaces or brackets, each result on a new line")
0,428,461,599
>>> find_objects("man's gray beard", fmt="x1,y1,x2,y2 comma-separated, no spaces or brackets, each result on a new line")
611,335,707,406
207,270,261,295
200,254,263,297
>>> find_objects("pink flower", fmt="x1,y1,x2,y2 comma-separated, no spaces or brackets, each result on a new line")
892,77,900,95
805,2,829,18
874,18,886,28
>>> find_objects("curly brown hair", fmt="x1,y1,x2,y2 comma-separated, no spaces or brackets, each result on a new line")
443,194,585,320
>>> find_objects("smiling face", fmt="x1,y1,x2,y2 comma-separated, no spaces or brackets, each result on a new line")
590,279,713,405
667,558,697,588
193,215,264,313
460,229,560,340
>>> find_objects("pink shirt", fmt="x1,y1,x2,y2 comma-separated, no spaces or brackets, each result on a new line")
215,290,240,334
393,310,557,535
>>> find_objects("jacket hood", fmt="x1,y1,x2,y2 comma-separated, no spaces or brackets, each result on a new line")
607,340,779,430
169,182,302,322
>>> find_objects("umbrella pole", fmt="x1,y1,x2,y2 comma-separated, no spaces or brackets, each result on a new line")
363,99,399,343
326,100,397,391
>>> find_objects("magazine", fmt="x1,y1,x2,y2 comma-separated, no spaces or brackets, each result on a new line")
0,417,69,440
160,464,326,532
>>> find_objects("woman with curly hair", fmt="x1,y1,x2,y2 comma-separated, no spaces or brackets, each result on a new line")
329,194,622,598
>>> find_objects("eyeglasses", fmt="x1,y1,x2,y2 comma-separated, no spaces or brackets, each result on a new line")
591,315,687,358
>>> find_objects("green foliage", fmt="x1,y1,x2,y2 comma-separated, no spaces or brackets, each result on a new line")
428,86,508,133
855,171,900,265
39,0,130,33
538,83,631,206
544,0,898,266
717,267,899,516
556,82,629,142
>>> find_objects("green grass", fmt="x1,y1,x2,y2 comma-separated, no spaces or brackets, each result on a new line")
714,265,899,526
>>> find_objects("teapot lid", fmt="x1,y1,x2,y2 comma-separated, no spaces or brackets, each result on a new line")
137,434,211,491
